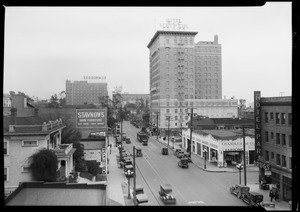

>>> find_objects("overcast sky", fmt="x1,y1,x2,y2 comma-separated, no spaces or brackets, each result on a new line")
3,2,292,105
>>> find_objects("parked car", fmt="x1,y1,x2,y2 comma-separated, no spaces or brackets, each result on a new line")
174,149,183,157
124,165,134,178
161,148,168,155
230,184,250,199
125,137,131,144
241,191,264,206
182,153,192,162
178,158,189,168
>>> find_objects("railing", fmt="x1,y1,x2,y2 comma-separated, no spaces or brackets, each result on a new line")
8,118,63,133
54,144,73,156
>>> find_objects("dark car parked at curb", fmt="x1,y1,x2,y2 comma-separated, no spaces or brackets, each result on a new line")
241,191,264,206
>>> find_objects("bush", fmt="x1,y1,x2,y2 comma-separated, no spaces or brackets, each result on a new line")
86,160,101,176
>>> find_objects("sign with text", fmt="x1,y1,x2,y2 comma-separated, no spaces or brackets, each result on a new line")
76,109,107,128
254,91,261,161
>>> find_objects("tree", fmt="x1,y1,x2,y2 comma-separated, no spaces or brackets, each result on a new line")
28,148,58,182
48,94,60,108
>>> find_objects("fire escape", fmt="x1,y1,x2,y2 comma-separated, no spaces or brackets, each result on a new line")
176,42,185,129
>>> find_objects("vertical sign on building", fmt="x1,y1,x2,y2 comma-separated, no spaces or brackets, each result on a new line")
254,91,261,164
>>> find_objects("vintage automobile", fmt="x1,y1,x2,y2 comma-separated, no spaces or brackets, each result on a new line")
230,184,250,199
125,137,131,144
124,164,134,178
161,147,168,155
158,183,176,204
136,148,143,157
178,157,189,168
261,201,276,210
174,149,183,157
182,153,192,162
241,191,264,206
259,182,270,190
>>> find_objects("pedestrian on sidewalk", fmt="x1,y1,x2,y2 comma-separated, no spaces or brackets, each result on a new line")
275,190,279,202
269,190,274,202
109,144,112,154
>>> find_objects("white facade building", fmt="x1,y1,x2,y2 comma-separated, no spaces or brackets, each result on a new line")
182,129,255,168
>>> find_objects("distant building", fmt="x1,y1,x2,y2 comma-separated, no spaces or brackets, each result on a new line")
147,27,223,132
65,80,108,105
254,91,292,202
3,94,12,116
182,129,255,168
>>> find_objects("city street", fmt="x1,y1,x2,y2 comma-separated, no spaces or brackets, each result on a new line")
120,121,258,206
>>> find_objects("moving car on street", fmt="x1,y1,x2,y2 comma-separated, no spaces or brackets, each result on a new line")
178,158,189,168
230,184,250,199
161,148,168,155
158,183,176,204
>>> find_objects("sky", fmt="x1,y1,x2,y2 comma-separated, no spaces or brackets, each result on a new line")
3,2,292,106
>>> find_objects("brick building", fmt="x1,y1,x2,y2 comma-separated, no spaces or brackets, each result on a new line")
254,91,292,202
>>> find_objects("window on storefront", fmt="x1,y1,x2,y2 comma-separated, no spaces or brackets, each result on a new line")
271,132,274,140
288,135,292,147
265,131,269,142
276,154,281,165
271,152,274,159
4,167,8,181
270,112,274,119
282,155,286,167
265,112,268,122
281,113,286,124
281,134,286,146
289,157,292,169
4,141,8,155
276,113,280,124
288,113,292,125
265,150,269,161
276,133,280,145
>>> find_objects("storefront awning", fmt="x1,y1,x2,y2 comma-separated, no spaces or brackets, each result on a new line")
226,152,239,155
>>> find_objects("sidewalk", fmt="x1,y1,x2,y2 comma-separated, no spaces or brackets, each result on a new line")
155,136,292,210
106,135,134,206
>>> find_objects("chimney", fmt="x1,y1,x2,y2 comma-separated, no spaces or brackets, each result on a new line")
11,107,17,125
214,35,218,44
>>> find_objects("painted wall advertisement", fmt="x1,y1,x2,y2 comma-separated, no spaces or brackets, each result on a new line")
254,91,261,162
76,109,107,128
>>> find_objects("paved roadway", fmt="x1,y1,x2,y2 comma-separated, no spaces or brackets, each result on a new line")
121,121,257,206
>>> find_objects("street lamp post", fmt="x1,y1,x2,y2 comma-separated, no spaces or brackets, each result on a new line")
156,112,159,140
167,116,170,147
203,148,207,169
133,146,137,206
242,126,247,186
127,176,131,199
236,163,243,184
188,108,194,157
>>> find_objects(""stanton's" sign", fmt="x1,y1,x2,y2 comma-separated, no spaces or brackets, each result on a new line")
76,109,107,128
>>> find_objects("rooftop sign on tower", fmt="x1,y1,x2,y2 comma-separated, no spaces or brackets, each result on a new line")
159,18,188,31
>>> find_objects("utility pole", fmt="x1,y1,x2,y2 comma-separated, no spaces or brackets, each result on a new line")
188,108,193,157
167,116,170,147
133,146,137,205
242,126,247,186
156,112,159,140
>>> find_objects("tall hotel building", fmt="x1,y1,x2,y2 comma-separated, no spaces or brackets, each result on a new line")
66,80,108,106
147,29,237,131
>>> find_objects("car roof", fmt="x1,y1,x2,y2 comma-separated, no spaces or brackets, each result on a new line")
248,191,263,196
125,165,133,168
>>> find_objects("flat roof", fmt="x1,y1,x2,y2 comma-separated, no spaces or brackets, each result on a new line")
193,129,254,140
5,182,106,206
147,30,198,48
